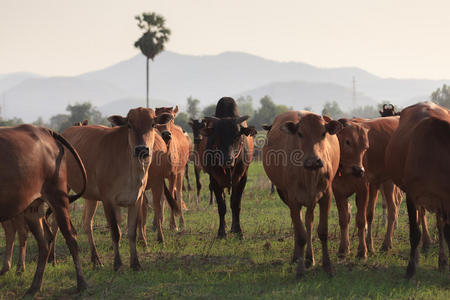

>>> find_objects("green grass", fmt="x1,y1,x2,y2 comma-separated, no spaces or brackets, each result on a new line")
0,161,449,299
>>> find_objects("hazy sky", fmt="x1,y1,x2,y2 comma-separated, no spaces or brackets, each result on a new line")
1,0,450,79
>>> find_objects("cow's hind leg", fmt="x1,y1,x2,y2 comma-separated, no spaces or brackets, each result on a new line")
405,196,421,279
23,209,51,296
380,181,397,252
366,183,379,254
230,173,247,238
176,173,186,229
419,208,432,252
318,188,334,276
0,220,16,275
83,199,103,267
194,165,202,206
15,216,29,274
437,215,448,271
137,194,148,248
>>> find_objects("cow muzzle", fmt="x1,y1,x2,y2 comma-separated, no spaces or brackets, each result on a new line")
224,157,234,168
304,156,323,170
352,166,365,178
161,131,172,143
134,145,150,159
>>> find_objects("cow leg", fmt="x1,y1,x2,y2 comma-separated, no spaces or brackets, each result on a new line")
23,211,51,296
381,189,387,226
0,220,16,275
194,165,202,206
437,215,448,271
444,222,450,272
212,178,227,238
366,182,379,253
289,203,307,278
209,175,215,205
335,192,351,257
48,192,87,292
305,206,315,268
137,193,148,248
168,174,178,230
355,183,368,259
103,202,123,271
127,196,142,270
230,173,247,238
82,199,103,267
405,195,421,279
185,164,192,192
176,172,186,229
419,208,432,252
47,216,59,266
318,189,334,276
15,216,29,274
380,182,397,252
151,183,165,243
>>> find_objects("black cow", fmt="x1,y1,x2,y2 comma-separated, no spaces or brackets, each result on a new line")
198,97,256,238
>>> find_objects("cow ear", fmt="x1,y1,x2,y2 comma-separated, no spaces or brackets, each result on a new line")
323,115,332,123
338,118,349,127
325,120,343,135
241,126,257,136
108,115,127,127
200,127,214,137
235,115,250,124
155,113,173,125
174,106,179,114
280,121,298,134
262,124,272,131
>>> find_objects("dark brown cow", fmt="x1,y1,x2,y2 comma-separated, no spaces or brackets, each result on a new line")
198,97,256,238
188,118,215,205
263,111,342,277
379,104,400,117
0,125,87,296
63,107,172,271
385,101,450,278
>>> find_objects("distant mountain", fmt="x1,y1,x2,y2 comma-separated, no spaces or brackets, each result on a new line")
237,81,376,112
1,51,447,121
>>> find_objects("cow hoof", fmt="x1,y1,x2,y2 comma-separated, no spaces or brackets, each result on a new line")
91,256,104,268
405,261,416,280
337,250,349,259
438,257,448,272
323,264,334,277
356,250,367,260
131,261,142,271
296,260,306,279
113,261,123,272
0,267,10,276
305,257,315,269
380,243,391,252
15,267,25,275
77,277,88,292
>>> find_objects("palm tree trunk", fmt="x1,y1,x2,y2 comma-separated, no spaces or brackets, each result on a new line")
146,57,149,108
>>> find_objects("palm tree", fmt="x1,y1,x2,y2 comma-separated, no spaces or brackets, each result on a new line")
134,12,171,108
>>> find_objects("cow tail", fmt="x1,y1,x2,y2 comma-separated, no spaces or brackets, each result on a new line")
50,130,87,203
163,181,180,215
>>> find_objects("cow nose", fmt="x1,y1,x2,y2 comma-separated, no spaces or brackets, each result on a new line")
162,131,172,142
352,166,365,177
134,145,149,158
304,157,323,170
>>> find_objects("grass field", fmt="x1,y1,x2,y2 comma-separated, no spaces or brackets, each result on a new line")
0,161,449,299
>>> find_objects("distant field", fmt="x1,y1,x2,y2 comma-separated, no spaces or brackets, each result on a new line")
0,161,448,299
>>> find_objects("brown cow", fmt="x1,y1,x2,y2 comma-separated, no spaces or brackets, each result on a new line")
0,125,87,296
385,101,450,278
332,119,369,258
263,111,342,277
152,106,191,230
63,107,172,271
198,97,256,238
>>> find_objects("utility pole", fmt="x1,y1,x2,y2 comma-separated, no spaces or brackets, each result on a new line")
352,76,357,109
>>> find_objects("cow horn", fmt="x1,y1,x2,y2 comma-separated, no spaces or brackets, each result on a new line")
235,115,250,124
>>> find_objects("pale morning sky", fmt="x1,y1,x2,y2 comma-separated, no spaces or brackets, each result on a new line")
1,0,449,79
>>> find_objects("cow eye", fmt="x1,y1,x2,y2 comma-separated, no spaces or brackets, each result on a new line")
346,140,351,146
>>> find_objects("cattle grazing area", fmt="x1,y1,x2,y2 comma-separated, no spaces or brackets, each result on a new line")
0,162,448,299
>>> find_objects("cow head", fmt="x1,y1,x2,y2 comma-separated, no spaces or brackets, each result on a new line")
200,115,257,168
188,118,206,145
107,107,173,163
379,104,399,117
336,119,369,177
280,113,343,171
155,106,179,145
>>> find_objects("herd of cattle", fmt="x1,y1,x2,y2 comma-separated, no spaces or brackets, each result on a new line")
0,97,448,296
